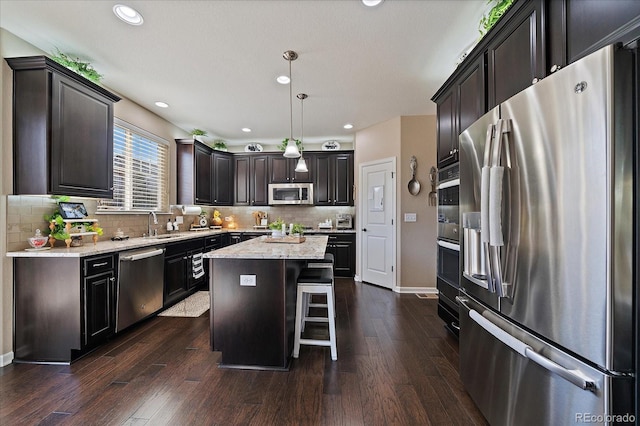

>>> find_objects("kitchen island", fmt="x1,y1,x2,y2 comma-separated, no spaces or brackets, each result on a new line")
204,235,328,370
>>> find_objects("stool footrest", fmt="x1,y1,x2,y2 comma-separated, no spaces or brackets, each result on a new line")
299,338,332,347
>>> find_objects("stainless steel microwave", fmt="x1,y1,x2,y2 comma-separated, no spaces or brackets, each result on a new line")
268,183,314,205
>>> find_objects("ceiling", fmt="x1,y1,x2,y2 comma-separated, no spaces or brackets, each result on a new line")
0,0,488,146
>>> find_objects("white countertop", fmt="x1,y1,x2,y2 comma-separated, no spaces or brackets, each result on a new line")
203,235,328,260
7,228,347,258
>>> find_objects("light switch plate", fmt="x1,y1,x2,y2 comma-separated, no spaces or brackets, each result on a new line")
240,275,256,286
404,213,417,222
175,216,184,224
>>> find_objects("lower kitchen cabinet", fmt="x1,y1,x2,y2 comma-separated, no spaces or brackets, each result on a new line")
164,239,206,306
327,234,355,277
13,254,117,363
83,254,117,348
306,232,356,277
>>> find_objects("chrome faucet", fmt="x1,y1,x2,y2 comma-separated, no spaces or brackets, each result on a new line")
148,211,158,236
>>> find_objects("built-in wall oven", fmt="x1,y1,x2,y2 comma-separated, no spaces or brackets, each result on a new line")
436,163,460,336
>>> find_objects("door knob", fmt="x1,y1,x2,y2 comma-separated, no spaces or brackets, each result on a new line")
362,228,367,232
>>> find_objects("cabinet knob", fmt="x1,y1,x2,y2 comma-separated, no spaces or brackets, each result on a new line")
532,77,540,84
550,64,561,73
362,228,367,232
110,277,115,283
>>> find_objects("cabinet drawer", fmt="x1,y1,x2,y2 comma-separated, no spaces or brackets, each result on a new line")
165,239,204,257
204,235,223,249
84,254,115,276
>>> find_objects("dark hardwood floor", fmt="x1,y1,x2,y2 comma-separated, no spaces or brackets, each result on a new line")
0,279,486,425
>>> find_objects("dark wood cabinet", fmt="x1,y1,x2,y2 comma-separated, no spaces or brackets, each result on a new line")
234,156,250,206
164,239,205,306
14,253,118,363
195,143,214,205
436,88,458,166
457,57,486,138
305,232,356,277
269,155,313,183
82,254,116,348
548,0,640,73
213,153,233,205
327,234,356,277
6,56,120,198
314,152,354,206
234,154,270,206
437,55,486,167
176,139,234,206
487,0,544,108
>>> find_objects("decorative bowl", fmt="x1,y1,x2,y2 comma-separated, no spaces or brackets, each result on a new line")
28,235,48,249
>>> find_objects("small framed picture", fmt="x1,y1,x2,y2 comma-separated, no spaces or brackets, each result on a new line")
58,202,88,219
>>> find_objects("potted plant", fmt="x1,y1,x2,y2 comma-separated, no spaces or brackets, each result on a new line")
44,197,103,247
478,0,514,38
291,223,305,236
268,218,285,237
212,139,228,151
50,49,103,83
190,128,208,142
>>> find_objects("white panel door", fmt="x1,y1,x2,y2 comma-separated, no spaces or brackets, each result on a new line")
360,159,395,289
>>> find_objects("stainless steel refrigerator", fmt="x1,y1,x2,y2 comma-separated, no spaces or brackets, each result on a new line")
457,44,635,425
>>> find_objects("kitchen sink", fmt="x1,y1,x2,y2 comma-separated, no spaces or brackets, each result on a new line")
145,234,182,240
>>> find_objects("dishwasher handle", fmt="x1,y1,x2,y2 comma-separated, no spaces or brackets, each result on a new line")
121,248,164,262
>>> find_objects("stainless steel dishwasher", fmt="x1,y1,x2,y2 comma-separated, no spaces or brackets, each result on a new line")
116,247,165,332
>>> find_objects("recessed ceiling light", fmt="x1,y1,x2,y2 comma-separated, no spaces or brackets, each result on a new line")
362,0,384,6
343,123,354,130
113,4,144,25
277,75,290,84
242,128,252,133
154,101,169,108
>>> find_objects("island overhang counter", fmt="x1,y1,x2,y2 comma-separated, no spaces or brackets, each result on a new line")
203,235,328,370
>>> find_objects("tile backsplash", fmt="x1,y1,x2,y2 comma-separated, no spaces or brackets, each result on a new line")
6,195,355,252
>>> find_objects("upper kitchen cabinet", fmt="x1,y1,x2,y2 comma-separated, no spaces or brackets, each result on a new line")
487,0,544,108
235,154,270,206
436,55,486,166
548,0,640,72
176,139,234,206
269,155,313,183
7,56,120,198
314,152,354,206
212,152,233,205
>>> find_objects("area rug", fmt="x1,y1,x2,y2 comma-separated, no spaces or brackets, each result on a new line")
158,291,210,317
415,293,438,299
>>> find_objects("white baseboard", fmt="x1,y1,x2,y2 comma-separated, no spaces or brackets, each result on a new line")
1,351,14,367
353,274,362,282
393,286,438,294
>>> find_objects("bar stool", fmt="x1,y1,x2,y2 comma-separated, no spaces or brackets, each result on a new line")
293,267,337,361
305,253,335,316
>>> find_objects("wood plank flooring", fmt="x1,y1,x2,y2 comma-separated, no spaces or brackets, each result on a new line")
0,279,487,425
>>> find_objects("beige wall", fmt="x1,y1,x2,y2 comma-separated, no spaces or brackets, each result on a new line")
354,115,437,292
399,115,437,290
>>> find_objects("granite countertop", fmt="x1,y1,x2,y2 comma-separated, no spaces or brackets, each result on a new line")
204,235,329,260
6,228,349,258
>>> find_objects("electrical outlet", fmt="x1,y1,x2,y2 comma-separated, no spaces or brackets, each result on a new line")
404,213,417,222
240,275,256,286
175,216,184,224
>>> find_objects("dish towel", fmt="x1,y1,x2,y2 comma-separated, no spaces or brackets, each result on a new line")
192,253,204,279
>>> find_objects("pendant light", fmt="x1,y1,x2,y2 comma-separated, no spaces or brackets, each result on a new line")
283,50,301,158
295,93,308,173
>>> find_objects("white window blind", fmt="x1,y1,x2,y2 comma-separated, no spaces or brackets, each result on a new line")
99,119,169,212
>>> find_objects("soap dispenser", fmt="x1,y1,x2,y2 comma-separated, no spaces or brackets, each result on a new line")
167,219,173,231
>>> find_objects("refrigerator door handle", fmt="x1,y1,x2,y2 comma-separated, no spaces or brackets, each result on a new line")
465,305,597,392
480,124,495,292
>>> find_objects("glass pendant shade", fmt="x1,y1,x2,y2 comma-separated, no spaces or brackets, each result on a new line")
283,140,301,158
295,156,308,172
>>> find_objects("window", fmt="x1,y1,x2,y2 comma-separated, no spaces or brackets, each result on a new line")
98,119,169,212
